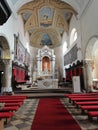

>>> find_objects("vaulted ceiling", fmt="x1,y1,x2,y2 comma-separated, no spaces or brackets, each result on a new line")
18,0,77,48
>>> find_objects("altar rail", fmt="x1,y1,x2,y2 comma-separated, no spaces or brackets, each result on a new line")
37,79,58,88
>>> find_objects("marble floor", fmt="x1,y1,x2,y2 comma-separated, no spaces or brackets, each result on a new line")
4,98,39,130
3,96,98,130
61,98,98,130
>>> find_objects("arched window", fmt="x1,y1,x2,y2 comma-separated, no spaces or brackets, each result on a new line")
70,28,77,45
63,41,67,55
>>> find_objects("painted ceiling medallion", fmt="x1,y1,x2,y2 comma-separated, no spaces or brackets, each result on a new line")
39,6,54,27
41,34,52,46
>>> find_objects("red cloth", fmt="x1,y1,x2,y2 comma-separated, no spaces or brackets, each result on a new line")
31,98,82,130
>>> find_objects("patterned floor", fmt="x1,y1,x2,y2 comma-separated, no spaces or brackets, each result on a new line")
3,97,98,130
61,98,98,130
4,99,39,130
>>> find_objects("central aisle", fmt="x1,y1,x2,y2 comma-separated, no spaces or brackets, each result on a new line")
31,98,82,130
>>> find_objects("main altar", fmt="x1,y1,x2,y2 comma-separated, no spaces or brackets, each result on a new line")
33,46,58,88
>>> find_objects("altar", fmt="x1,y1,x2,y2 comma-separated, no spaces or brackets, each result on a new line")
33,46,58,88
37,79,58,88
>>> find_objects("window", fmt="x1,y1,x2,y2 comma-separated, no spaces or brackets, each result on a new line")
70,28,77,45
63,41,67,55
73,30,77,42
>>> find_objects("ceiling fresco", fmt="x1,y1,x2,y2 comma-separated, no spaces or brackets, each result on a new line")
39,6,54,27
18,0,77,48
41,34,52,46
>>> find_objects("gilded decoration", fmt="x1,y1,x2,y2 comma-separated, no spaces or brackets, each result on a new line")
18,0,77,48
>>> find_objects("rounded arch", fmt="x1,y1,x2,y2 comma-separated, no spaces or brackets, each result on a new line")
84,36,98,92
0,35,11,90
0,35,10,60
85,36,98,60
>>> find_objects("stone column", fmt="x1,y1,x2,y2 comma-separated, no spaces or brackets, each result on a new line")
2,59,12,93
37,59,41,77
84,60,93,92
51,56,55,79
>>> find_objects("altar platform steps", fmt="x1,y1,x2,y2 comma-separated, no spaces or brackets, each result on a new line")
14,88,73,98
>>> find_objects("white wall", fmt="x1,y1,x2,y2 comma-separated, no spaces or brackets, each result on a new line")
67,0,98,62
54,46,64,80
80,0,98,58
69,15,83,61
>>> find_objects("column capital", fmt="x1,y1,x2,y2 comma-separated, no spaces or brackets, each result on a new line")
1,59,11,65
84,59,94,66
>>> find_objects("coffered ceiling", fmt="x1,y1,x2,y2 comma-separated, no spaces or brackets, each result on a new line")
18,0,77,48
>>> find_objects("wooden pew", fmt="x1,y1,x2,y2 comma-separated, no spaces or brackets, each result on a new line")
0,112,14,130
80,105,98,114
88,111,98,121
75,101,98,108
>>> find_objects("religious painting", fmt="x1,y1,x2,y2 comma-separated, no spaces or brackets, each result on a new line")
40,34,52,46
17,41,25,64
42,56,50,72
39,6,54,27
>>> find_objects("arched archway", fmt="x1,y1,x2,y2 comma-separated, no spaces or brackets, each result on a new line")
0,35,11,93
0,36,10,60
85,36,98,92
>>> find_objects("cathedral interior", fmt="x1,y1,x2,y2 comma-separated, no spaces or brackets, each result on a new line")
1,0,98,130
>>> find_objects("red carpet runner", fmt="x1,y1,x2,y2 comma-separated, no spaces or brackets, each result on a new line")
31,98,82,130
